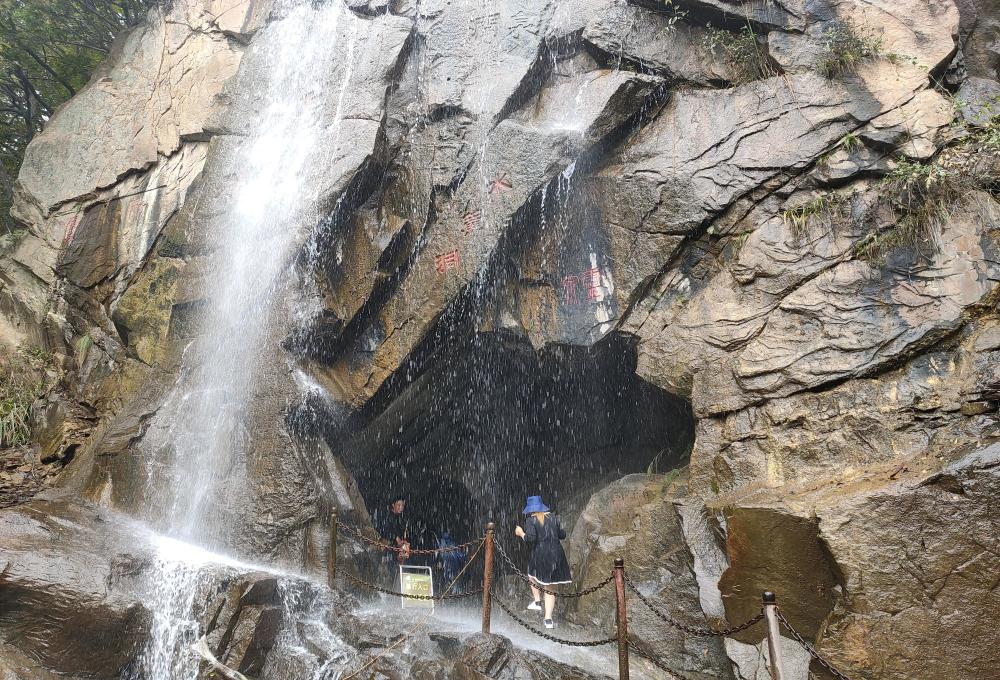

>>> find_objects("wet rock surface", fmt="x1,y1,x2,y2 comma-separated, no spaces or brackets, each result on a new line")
569,473,738,679
0,500,153,676
1,0,999,678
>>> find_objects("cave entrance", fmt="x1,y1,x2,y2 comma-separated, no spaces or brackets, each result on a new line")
338,331,695,550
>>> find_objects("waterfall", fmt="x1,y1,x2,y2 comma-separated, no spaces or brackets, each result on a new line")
131,2,366,676
138,1,359,549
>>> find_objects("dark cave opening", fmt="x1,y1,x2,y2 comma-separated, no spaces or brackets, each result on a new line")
333,330,695,553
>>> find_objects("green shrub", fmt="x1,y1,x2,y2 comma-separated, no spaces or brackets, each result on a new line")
703,23,776,84
781,194,843,240
780,102,1000,264
0,343,54,447
816,22,885,78
838,132,861,153
855,147,999,263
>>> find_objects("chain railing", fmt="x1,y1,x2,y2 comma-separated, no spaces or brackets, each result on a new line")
335,518,483,555
494,539,615,598
337,569,484,601
492,594,618,647
775,608,854,680
625,574,765,637
328,514,858,680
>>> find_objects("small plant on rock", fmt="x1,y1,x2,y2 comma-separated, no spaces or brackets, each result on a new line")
703,23,775,84
0,344,53,448
655,0,687,33
816,22,885,78
781,193,843,240
838,132,862,153
856,159,963,264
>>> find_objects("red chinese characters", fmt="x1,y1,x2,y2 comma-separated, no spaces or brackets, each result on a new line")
462,210,480,235
62,214,79,246
581,267,601,300
488,174,513,195
125,199,146,223
561,275,580,304
561,266,605,305
435,249,460,275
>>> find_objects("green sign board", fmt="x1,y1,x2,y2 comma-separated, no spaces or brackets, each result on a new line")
399,565,434,610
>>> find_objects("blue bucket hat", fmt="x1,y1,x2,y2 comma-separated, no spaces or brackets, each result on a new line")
522,495,550,514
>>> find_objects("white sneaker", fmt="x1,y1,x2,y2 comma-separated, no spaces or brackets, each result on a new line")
544,619,555,629
526,600,542,611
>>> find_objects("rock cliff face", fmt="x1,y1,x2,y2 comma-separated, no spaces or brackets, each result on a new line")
1,0,999,678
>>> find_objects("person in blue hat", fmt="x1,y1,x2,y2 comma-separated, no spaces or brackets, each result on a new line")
514,495,571,629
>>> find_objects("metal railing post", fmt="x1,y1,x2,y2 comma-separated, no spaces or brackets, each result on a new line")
327,508,338,588
613,558,630,680
763,591,785,680
481,522,495,634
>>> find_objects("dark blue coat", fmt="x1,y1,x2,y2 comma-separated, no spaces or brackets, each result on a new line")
523,514,571,585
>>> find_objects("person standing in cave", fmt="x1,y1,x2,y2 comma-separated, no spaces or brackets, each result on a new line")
377,495,411,585
514,495,571,629
435,530,468,589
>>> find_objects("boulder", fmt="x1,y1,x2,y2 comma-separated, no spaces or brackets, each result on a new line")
715,443,1000,680
0,499,333,680
569,474,741,679
16,2,243,214
963,0,1000,80
0,500,154,676
955,75,1000,127
583,5,737,85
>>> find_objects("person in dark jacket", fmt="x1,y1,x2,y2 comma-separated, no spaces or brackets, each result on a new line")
376,495,410,586
514,495,571,629
435,530,468,589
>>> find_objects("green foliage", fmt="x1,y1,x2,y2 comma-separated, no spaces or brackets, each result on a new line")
725,231,751,258
654,0,687,34
0,0,155,232
855,120,1000,263
779,84,1000,265
702,23,775,84
883,158,949,189
816,22,885,78
854,217,931,264
951,93,1000,149
0,342,55,447
781,193,843,240
660,467,682,487
838,132,861,153
851,161,957,263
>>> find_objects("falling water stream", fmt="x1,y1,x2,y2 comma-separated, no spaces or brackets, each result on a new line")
133,2,365,676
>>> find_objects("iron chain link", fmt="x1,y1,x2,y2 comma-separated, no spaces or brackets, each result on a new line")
494,540,614,598
627,642,695,680
336,520,483,556
492,594,617,647
338,569,483,601
775,609,854,680
625,575,764,637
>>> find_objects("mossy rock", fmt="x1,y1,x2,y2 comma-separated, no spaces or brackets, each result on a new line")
112,258,184,365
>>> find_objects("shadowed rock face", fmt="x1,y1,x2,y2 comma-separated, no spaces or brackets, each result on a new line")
1,0,999,677
334,331,694,541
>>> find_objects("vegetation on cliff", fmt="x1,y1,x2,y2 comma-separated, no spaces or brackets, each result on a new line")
0,342,54,447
